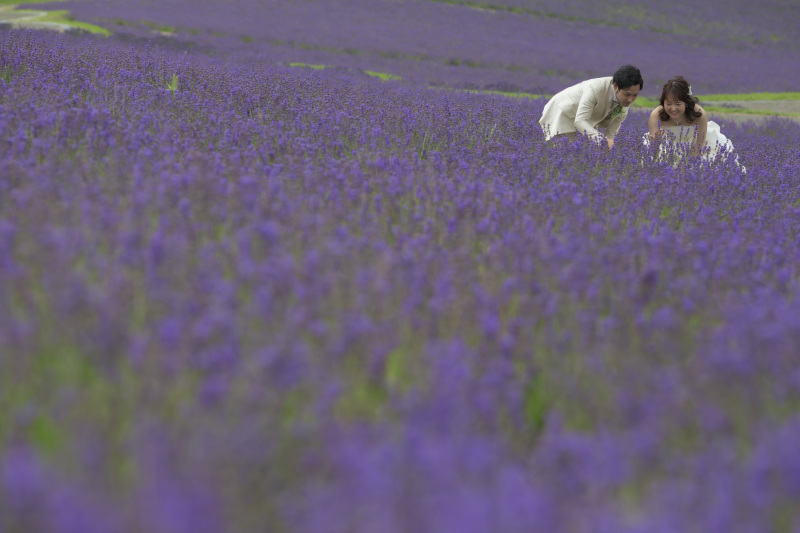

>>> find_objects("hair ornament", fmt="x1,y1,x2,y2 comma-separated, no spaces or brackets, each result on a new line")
688,85,693,96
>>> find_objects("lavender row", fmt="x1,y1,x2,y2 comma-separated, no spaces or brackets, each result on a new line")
2,30,800,532
54,0,800,94
427,0,800,46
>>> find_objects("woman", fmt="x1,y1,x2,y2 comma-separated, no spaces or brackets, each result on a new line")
645,76,742,169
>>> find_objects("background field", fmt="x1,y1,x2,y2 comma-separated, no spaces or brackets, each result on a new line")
10,0,800,95
2,2,800,533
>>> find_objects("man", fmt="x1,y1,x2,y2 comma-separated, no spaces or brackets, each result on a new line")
539,65,643,149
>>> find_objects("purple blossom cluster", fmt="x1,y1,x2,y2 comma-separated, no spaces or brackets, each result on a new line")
54,0,800,94
2,29,800,532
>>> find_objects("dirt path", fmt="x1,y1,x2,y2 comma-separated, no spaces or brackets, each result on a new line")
0,5,70,32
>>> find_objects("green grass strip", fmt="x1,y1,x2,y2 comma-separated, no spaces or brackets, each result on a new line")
636,93,800,106
634,94,800,116
632,97,659,108
140,19,175,34
0,6,110,35
364,70,401,81
436,89,799,118
288,62,327,70
487,92,800,106
699,92,800,101
702,106,800,118
433,86,545,100
37,10,111,35
472,89,544,99
0,0,66,5
423,0,642,30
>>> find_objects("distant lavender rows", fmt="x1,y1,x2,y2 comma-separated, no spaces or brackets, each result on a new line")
2,30,800,532
428,0,800,46
54,0,800,95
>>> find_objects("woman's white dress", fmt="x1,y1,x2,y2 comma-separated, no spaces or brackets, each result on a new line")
643,120,745,171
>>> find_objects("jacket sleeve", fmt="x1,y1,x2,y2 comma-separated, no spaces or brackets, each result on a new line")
605,112,627,139
573,89,603,141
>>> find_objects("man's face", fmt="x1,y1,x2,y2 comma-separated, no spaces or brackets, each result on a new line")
614,83,641,107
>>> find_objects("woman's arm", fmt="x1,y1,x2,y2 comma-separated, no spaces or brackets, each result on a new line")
648,107,663,141
690,106,709,157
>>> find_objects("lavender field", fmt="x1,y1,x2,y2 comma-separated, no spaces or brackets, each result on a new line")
34,0,800,94
2,1,800,532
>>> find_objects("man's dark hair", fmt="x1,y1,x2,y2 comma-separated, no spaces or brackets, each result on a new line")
613,65,643,90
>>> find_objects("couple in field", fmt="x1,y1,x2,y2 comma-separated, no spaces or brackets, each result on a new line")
539,65,739,164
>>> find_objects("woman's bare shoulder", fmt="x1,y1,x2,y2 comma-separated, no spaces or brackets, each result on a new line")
694,104,709,122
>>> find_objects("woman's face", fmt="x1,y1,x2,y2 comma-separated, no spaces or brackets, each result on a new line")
663,98,686,119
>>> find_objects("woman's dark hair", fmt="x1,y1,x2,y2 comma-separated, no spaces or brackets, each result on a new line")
658,75,702,124
613,65,643,90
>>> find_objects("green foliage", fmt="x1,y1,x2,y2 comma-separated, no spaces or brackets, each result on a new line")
384,345,424,391
1,64,15,84
384,348,409,389
166,73,179,95
335,382,387,420
417,131,429,159
141,19,175,34
523,374,549,432
28,415,64,455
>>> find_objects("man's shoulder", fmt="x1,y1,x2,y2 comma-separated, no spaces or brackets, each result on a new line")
550,76,612,102
586,76,614,90
566,77,612,90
